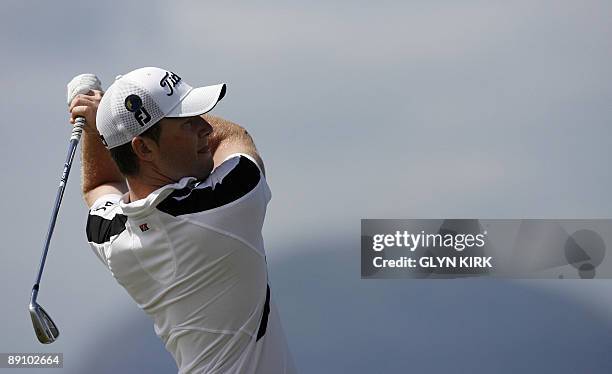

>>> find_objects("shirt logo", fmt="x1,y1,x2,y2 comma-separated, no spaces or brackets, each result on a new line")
160,71,181,96
93,201,114,212
139,223,150,232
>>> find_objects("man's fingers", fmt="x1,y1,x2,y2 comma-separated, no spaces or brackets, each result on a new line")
69,105,97,126
68,89,103,132
69,105,89,119
68,95,94,112
68,90,103,111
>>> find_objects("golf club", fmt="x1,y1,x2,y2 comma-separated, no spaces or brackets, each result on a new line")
29,75,101,344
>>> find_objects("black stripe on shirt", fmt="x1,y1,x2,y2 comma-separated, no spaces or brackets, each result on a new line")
86,213,128,244
256,284,271,342
156,156,261,217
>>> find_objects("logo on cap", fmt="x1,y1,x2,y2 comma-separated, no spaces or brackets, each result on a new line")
160,71,181,96
125,94,151,127
124,94,143,112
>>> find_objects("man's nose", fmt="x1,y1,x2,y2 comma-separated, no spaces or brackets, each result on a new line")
195,116,213,136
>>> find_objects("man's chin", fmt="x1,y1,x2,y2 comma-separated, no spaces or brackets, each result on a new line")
194,163,214,180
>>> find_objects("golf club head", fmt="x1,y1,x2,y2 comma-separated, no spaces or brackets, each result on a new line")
29,302,59,344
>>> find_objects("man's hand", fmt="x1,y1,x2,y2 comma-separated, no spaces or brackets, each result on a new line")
68,90,104,133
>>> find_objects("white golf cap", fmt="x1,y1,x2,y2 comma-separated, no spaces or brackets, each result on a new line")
96,67,226,149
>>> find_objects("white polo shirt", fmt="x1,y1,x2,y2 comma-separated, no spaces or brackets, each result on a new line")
86,154,296,374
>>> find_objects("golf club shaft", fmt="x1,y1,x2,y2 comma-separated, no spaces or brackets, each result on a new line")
31,117,86,303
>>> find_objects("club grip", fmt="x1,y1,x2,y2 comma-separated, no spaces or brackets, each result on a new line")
71,117,86,142
66,74,102,105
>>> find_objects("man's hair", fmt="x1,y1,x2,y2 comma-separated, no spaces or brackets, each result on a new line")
109,122,162,176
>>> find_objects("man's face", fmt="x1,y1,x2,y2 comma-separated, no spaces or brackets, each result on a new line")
152,115,214,181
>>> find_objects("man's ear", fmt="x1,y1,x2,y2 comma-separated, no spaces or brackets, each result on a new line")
131,137,157,162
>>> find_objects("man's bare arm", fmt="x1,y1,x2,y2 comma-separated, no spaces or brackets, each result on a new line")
80,129,127,207
203,114,266,175
69,90,127,207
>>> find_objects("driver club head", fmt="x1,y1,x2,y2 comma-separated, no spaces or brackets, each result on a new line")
29,301,60,344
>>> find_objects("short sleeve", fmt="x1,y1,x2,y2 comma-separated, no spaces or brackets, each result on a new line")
221,153,265,177
86,194,126,267
219,153,271,203
156,153,271,216
90,194,123,212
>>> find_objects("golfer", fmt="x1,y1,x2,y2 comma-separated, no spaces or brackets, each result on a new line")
68,67,296,373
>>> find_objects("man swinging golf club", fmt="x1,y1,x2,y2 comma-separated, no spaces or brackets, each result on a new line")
67,67,296,373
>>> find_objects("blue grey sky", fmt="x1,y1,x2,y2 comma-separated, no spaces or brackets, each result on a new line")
1,1,611,372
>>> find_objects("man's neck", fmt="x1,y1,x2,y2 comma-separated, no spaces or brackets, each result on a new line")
125,174,176,203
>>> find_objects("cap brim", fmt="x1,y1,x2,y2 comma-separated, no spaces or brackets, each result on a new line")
166,83,226,117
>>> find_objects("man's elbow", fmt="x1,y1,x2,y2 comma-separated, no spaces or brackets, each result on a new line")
82,182,127,209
